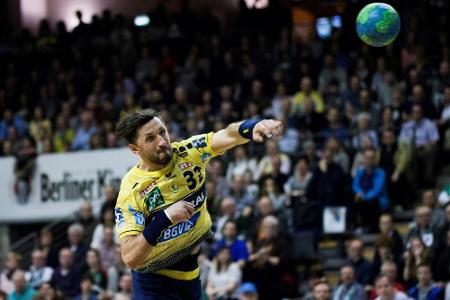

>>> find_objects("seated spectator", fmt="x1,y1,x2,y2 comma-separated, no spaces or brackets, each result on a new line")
292,97,326,135
405,205,441,252
238,282,259,300
377,129,411,209
0,110,27,141
345,239,371,286
84,249,107,294
29,107,52,145
403,236,432,285
352,113,378,150
76,201,97,245
25,249,53,289
299,266,325,300
100,185,117,218
332,265,366,300
38,229,59,269
51,248,81,297
206,247,242,300
91,208,117,250
306,146,348,206
317,108,350,147
245,216,290,300
407,264,444,300
106,245,130,294
211,220,249,268
225,146,258,183
71,110,97,151
370,261,406,300
113,274,132,300
356,89,380,128
53,115,74,153
292,76,325,114
399,104,439,188
254,140,291,183
227,175,256,213
66,224,88,273
214,197,238,241
283,156,312,201
319,54,348,93
434,228,450,282
259,176,288,212
73,276,96,300
312,281,331,300
0,252,22,294
353,148,389,232
8,270,36,300
92,226,116,271
351,135,376,177
422,190,447,229
36,282,64,300
326,137,350,174
378,214,404,261
374,274,409,300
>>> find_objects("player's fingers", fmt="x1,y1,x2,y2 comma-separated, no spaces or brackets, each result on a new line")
184,202,195,214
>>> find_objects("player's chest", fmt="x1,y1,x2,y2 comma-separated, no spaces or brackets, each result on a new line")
137,162,206,213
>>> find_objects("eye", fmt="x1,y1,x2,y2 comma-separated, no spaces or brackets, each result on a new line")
146,135,155,142
159,128,166,135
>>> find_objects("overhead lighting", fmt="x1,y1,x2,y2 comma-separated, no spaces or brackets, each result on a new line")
134,15,150,27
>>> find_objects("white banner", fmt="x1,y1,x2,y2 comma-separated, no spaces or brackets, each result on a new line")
0,148,138,223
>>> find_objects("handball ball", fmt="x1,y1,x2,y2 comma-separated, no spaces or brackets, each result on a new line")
356,2,400,47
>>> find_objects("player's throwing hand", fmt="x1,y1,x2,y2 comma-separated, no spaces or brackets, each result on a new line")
164,201,195,224
252,119,284,142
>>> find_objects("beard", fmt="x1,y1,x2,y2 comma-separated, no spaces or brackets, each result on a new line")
146,148,173,165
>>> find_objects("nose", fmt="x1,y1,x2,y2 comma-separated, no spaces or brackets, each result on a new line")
156,135,168,148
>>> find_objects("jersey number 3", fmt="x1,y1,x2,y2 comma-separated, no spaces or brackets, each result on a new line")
183,166,203,190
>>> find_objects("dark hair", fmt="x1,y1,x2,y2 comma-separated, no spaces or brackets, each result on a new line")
115,109,160,144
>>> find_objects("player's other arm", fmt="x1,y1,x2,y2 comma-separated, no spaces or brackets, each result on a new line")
211,119,283,154
120,201,195,269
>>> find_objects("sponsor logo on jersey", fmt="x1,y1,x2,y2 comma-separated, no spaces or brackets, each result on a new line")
201,153,211,162
183,184,207,208
144,187,165,211
114,208,125,228
158,211,201,243
179,162,193,170
193,136,207,149
174,148,188,157
139,181,157,198
128,205,145,226
169,183,179,193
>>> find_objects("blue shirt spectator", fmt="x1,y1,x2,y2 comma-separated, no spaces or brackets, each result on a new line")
8,270,37,300
407,264,444,300
71,111,97,151
0,110,27,141
211,220,249,266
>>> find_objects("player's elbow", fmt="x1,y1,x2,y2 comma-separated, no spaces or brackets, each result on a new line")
122,252,143,270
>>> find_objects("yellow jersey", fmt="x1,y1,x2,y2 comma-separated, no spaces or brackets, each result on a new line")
115,132,221,280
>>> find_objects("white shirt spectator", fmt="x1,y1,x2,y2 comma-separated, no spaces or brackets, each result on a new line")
207,262,241,299
25,266,53,289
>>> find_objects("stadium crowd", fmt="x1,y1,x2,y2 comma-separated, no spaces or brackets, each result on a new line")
1,0,450,299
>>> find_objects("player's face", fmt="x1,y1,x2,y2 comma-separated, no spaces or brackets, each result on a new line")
133,117,172,166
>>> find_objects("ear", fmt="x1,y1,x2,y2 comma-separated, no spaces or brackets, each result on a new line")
128,143,140,155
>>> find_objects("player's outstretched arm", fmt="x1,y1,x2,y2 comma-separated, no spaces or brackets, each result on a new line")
120,201,195,269
211,119,283,154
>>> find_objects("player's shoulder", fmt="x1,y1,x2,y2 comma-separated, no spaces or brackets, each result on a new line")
117,166,144,198
171,133,213,159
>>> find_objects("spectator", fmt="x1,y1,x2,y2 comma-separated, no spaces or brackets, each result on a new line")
211,220,249,268
403,236,432,285
25,250,53,290
352,113,378,150
399,104,439,188
356,89,380,128
206,247,242,300
76,201,97,245
84,249,107,294
319,54,347,93
0,252,22,294
92,227,116,271
292,76,325,114
0,110,27,141
225,146,258,183
405,205,441,251
317,108,350,147
113,274,132,300
345,239,371,286
421,190,447,229
71,111,97,151
283,156,312,201
38,229,59,269
238,282,258,300
227,175,256,213
293,97,326,135
351,135,377,177
312,281,331,300
370,261,406,300
407,264,444,300
53,115,74,153
254,140,291,183
378,214,404,261
66,224,88,272
8,270,36,300
106,245,130,294
374,274,409,300
369,235,401,284
259,176,288,212
214,197,238,241
90,208,117,250
73,277,96,300
377,129,411,209
326,137,350,174
35,282,64,300
100,185,117,219
51,248,81,297
353,148,389,232
332,265,366,300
